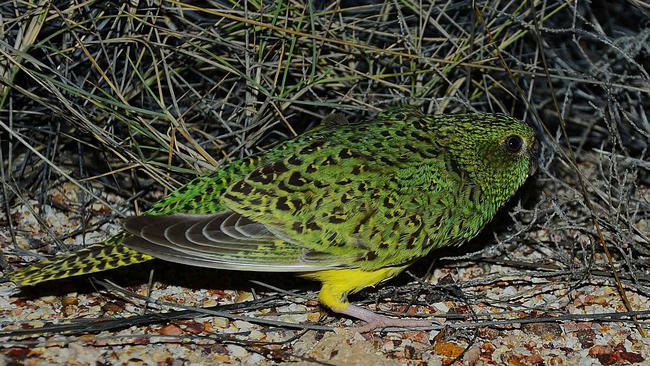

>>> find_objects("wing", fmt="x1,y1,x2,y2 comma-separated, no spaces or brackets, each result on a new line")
221,121,447,270
122,211,348,272
123,112,458,272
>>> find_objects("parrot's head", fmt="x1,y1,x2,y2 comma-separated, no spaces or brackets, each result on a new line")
431,113,539,204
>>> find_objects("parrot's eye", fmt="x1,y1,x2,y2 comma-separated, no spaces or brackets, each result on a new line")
504,135,524,153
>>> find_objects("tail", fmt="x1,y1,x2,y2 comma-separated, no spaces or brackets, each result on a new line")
10,234,153,286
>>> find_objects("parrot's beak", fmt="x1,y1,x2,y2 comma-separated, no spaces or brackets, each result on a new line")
528,140,540,176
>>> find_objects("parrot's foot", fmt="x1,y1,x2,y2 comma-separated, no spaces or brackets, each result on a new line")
338,304,437,333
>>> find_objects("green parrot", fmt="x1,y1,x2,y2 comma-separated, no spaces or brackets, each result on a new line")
9,107,539,331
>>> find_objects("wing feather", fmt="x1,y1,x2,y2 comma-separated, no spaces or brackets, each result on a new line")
123,212,347,272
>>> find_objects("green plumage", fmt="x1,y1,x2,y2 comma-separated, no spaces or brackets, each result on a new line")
10,107,537,288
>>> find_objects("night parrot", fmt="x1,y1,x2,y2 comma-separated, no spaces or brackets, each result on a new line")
9,107,539,331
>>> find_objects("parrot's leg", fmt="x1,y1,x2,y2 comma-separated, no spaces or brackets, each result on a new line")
337,303,436,333
304,266,437,332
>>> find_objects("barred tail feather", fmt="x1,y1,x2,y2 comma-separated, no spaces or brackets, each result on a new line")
10,234,153,286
